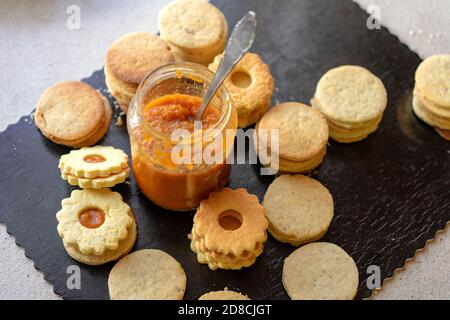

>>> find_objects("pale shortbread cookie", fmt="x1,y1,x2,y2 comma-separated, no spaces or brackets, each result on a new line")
283,242,359,300
158,0,227,52
414,88,450,118
415,55,450,108
327,115,382,143
313,65,388,127
105,32,174,111
64,214,136,266
62,168,130,189
257,102,329,162
59,146,129,179
199,289,249,300
57,189,133,255
436,128,450,141
34,81,112,147
108,249,186,300
263,175,334,246
209,53,275,128
413,96,450,130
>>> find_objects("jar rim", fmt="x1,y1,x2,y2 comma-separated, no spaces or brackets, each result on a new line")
131,62,233,145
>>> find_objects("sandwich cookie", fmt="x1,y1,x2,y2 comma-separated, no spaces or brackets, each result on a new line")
105,32,175,112
209,53,275,128
34,81,112,148
312,65,388,143
158,0,228,66
255,102,329,173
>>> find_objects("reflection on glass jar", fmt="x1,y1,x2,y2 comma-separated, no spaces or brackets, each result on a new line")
128,63,237,211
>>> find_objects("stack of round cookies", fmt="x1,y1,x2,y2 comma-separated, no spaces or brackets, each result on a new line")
254,102,329,173
59,146,129,189
412,54,450,140
209,52,275,128
312,65,388,143
104,32,175,112
34,81,112,148
57,189,137,266
158,0,228,66
189,188,268,270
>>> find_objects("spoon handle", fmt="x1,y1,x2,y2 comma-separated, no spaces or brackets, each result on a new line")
196,11,258,121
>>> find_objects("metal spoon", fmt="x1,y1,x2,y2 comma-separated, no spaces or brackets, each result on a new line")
196,11,258,121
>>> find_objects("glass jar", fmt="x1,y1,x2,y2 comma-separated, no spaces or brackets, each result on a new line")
127,62,237,211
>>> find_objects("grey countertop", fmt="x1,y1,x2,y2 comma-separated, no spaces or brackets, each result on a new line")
0,0,449,300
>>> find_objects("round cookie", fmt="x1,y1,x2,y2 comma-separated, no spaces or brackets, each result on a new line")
415,54,450,108
34,81,112,147
105,32,175,111
327,115,382,143
158,0,227,52
313,65,388,127
199,289,249,300
108,249,187,300
413,95,450,130
209,53,275,128
283,242,359,300
263,174,334,246
257,102,329,162
62,168,130,189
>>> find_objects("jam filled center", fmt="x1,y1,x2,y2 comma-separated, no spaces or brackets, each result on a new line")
219,210,243,231
231,71,252,89
79,208,106,229
83,154,106,163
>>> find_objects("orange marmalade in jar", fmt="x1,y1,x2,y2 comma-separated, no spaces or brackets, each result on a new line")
127,63,237,211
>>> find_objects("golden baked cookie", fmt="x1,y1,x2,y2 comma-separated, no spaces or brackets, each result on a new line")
190,188,268,270
199,289,250,300
415,54,450,108
62,168,130,189
312,65,387,142
263,174,334,246
34,81,112,147
414,87,450,119
209,53,274,128
412,95,450,130
56,189,133,256
158,0,228,65
108,249,187,300
283,242,359,300
105,32,175,112
59,146,129,178
64,213,137,266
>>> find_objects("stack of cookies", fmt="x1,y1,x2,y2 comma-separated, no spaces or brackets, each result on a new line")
312,65,388,143
158,0,228,66
209,52,275,128
59,146,129,189
254,102,329,173
104,32,175,112
189,188,268,270
412,54,450,141
34,81,112,148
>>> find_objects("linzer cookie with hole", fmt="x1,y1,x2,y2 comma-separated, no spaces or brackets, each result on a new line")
34,81,112,148
263,175,334,246
108,249,186,300
254,102,329,173
59,146,129,188
413,55,450,136
105,32,175,112
56,189,136,265
283,242,359,300
209,52,274,128
311,65,388,143
189,188,268,270
158,0,228,66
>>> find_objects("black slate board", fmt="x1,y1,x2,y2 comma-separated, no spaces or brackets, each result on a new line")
1,0,449,300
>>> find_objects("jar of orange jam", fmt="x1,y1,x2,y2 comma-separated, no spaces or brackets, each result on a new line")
127,63,237,211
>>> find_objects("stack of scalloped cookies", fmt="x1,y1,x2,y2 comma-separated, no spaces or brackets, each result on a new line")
412,54,450,141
